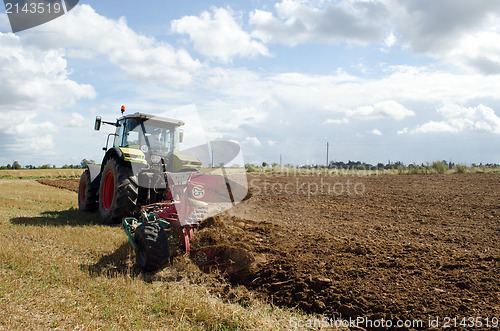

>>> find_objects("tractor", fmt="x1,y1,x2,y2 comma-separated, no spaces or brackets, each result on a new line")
78,106,253,272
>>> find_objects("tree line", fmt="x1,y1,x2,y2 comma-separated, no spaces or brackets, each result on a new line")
0,159,96,170
245,160,500,172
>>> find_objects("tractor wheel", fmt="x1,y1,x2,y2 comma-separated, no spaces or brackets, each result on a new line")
134,222,170,272
98,157,138,224
78,170,98,211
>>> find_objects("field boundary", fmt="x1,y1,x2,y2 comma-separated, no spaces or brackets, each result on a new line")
0,169,84,179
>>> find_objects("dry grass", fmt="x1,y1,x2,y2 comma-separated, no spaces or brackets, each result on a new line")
0,179,328,330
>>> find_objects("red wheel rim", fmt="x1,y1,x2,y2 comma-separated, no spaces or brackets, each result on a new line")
102,171,114,210
79,180,86,203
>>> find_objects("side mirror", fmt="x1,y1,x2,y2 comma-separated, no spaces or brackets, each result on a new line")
94,116,102,131
179,129,184,143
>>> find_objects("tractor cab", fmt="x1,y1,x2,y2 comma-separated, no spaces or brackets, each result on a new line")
115,115,177,155
95,111,201,172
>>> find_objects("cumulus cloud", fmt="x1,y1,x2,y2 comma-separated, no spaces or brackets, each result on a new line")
387,0,500,53
384,32,397,48
386,0,500,74
0,32,95,112
250,0,389,45
369,129,383,136
242,136,262,146
410,121,458,134
381,31,397,52
0,112,56,152
267,139,277,146
248,0,500,74
323,118,349,125
23,5,200,86
397,127,408,135
348,100,415,120
0,31,95,159
406,102,500,134
68,113,85,127
197,65,500,150
172,7,269,63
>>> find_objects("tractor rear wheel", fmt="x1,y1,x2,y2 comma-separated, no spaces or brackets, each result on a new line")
134,222,170,272
78,170,98,211
98,157,138,224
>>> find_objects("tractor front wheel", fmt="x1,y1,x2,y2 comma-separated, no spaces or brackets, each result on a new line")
134,222,170,272
78,170,98,211
98,157,138,224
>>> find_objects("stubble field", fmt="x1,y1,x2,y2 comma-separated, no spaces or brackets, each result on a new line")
10,172,500,330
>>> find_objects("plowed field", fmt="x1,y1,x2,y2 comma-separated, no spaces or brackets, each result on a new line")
39,173,500,329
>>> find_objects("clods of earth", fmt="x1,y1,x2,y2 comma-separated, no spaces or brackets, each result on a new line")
39,173,500,329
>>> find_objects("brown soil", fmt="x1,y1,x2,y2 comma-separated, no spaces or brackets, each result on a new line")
37,178,80,192
39,174,500,329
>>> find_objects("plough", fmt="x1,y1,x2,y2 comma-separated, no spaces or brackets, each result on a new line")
122,171,254,273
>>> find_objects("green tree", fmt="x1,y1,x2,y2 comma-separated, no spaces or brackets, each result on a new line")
80,159,96,168
12,161,21,170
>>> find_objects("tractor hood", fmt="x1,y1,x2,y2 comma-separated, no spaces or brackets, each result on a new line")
173,151,202,171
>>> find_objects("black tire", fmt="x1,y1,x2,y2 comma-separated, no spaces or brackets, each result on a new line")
134,222,170,272
78,170,98,211
98,157,139,224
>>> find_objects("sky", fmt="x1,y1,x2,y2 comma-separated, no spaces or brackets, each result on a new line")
1,0,500,167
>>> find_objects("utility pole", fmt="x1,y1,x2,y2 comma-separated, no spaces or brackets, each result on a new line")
326,142,329,168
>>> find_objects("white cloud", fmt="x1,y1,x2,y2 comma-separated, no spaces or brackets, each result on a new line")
386,0,500,53
23,5,201,86
448,30,500,74
249,0,500,75
0,31,95,159
0,32,96,112
385,0,500,74
407,102,500,134
250,0,389,46
381,31,397,52
369,129,383,136
242,136,262,146
186,61,500,165
411,121,458,134
384,32,397,48
172,7,269,63
348,100,415,120
0,112,56,153
68,113,85,127
267,139,277,146
195,65,500,150
397,127,408,135
323,118,349,125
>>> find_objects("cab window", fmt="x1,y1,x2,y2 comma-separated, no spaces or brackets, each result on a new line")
121,118,140,147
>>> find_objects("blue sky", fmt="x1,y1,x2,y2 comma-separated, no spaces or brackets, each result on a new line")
1,0,500,167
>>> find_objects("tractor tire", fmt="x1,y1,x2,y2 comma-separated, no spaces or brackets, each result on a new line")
134,222,170,272
98,157,138,224
78,170,98,211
